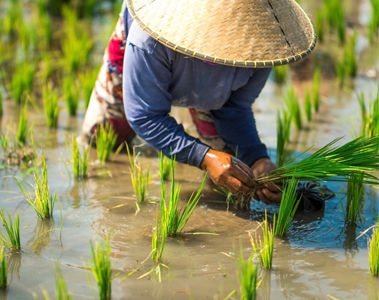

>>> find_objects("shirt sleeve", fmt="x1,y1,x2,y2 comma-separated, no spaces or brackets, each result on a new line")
210,68,272,167
122,24,210,167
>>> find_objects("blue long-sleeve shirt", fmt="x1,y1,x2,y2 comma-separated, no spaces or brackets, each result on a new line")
123,17,271,168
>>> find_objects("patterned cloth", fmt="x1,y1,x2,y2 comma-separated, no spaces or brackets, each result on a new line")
81,10,225,150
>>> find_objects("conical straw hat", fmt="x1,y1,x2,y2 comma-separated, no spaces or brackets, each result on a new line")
126,0,317,68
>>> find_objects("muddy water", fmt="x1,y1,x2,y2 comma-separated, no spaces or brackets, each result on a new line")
1,0,379,299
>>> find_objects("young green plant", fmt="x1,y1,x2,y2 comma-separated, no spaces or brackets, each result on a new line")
250,211,275,270
55,264,72,300
0,208,20,251
159,155,206,237
369,217,379,276
63,77,80,116
89,239,112,300
237,248,258,300
16,105,28,145
42,83,59,129
17,155,56,219
0,246,7,289
96,123,117,163
346,172,364,224
274,177,300,238
127,146,150,204
276,110,291,167
71,135,90,180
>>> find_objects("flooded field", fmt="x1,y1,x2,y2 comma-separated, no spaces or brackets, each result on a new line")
0,0,379,299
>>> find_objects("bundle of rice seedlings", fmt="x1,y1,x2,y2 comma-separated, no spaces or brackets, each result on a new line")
256,136,379,187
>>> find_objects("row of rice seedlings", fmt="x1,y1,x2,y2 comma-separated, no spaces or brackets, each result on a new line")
369,217,379,276
345,172,364,224
16,105,28,145
0,208,21,251
42,83,59,129
71,135,89,180
89,239,112,300
96,123,117,163
127,146,150,204
250,211,275,270
61,5,93,74
63,77,80,116
10,59,36,104
369,0,379,42
358,90,379,139
256,136,379,187
17,156,57,219
274,177,300,237
0,247,7,289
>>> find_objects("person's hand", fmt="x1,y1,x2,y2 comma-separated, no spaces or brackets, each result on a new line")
250,158,281,203
201,149,254,194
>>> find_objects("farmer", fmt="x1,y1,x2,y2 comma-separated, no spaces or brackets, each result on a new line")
81,0,316,203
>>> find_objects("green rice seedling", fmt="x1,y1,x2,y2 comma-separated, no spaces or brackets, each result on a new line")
369,0,379,42
42,83,59,129
358,90,379,139
79,68,99,109
336,60,346,89
16,105,28,145
96,123,117,163
311,68,321,112
344,32,358,78
158,151,173,181
10,60,36,104
0,88,3,116
274,177,300,238
89,240,112,300
61,6,93,73
315,9,325,43
0,208,20,251
151,212,166,265
0,246,7,289
17,156,56,219
369,217,379,276
304,92,313,122
250,211,275,270
284,87,302,130
0,133,10,155
324,0,346,44
346,172,364,224
272,65,288,84
127,146,150,204
237,248,258,300
255,136,379,187
71,135,89,180
159,156,206,237
63,77,80,116
276,110,291,167
55,264,72,300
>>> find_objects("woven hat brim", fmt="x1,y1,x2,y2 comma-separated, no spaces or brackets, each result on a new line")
126,0,317,68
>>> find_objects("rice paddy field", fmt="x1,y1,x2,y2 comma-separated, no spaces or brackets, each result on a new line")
0,0,379,299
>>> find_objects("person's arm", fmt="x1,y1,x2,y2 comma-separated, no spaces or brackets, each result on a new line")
210,68,281,202
123,24,209,167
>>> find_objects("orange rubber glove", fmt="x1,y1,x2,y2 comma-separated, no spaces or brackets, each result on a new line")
201,149,255,194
